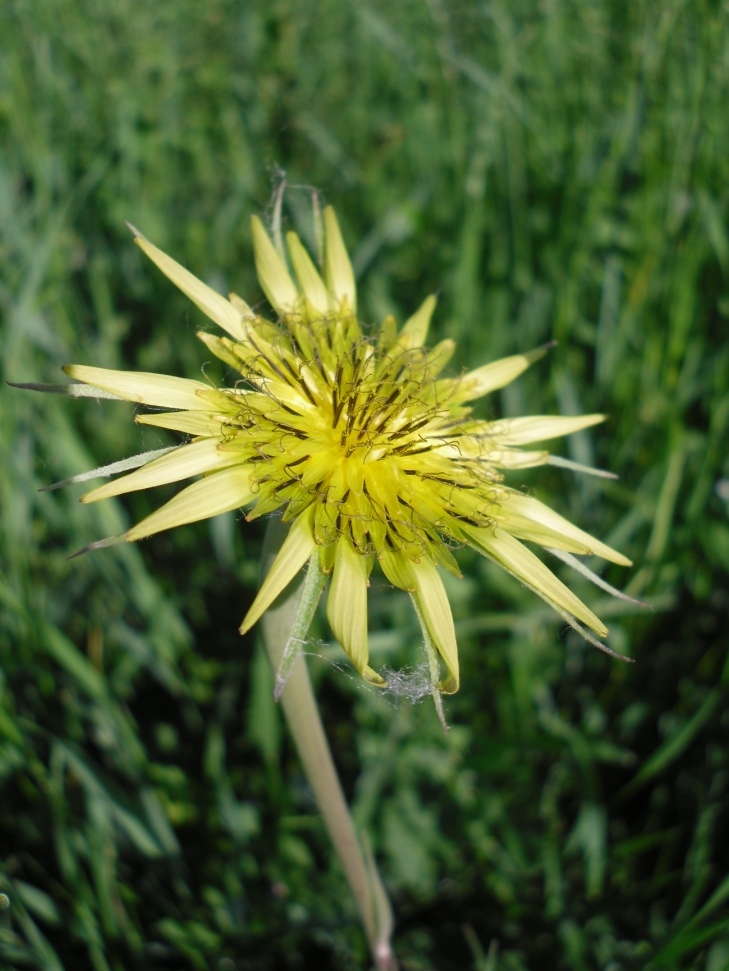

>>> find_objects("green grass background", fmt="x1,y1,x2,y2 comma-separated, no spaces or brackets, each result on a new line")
2,1,729,968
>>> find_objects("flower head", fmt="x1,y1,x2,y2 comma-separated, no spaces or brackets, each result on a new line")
60,208,630,694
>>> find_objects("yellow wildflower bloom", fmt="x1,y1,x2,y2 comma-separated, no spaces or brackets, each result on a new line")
58,209,630,693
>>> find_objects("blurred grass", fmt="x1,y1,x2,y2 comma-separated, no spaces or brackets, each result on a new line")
1,0,729,968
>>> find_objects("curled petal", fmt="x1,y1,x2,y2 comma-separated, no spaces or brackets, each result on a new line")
379,550,417,591
327,539,384,684
410,557,459,694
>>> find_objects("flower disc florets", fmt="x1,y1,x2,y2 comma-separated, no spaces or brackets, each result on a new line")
54,206,632,695
219,312,499,565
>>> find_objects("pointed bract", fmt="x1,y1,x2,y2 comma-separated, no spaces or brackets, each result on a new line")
81,438,235,503
41,447,175,493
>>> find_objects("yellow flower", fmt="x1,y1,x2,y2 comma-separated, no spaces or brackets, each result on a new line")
60,208,630,694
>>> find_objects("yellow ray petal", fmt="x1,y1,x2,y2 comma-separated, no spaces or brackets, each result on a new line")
323,207,356,313
496,516,593,557
453,346,549,402
488,448,550,469
465,526,608,636
63,365,212,410
228,292,254,317
423,339,456,379
250,216,299,313
399,294,437,348
41,447,175,493
135,411,230,435
126,466,253,542
286,232,329,315
378,550,417,591
196,331,245,370
327,539,382,682
504,493,632,566
488,414,605,446
239,510,316,634
410,557,459,693
378,314,397,348
81,439,235,503
131,231,248,340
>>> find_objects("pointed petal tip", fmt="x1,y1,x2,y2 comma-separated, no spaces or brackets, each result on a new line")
438,678,459,695
250,215,300,312
363,665,387,686
323,206,356,312
524,340,558,364
595,640,635,663
228,292,254,319
286,230,329,314
68,533,128,559
546,454,619,480
125,221,145,240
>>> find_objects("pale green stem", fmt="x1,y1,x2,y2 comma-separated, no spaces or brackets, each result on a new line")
272,552,327,702
260,518,397,970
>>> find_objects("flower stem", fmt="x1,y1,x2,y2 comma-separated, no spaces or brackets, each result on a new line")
260,518,397,970
272,552,327,702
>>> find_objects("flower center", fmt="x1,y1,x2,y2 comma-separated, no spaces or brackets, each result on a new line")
221,315,500,560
